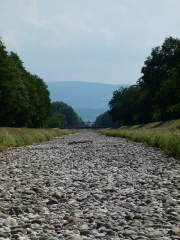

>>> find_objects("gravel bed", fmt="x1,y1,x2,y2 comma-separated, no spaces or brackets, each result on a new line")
0,131,180,240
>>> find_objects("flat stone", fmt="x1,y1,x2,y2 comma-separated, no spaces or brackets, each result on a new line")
52,192,62,199
22,190,36,195
106,230,116,236
46,198,58,205
80,229,91,236
4,217,17,227
135,207,147,213
11,228,26,234
168,227,180,236
123,230,138,236
0,131,180,239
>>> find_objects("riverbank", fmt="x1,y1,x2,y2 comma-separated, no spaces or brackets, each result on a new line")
97,119,180,159
0,127,81,152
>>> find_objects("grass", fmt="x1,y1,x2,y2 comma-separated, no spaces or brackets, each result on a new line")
96,119,180,159
0,127,81,152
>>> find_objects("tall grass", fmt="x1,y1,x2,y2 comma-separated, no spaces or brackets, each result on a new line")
97,120,180,159
0,128,81,152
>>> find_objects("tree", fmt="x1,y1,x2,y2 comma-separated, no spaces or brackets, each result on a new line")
137,37,180,122
109,85,140,126
52,101,81,127
45,116,61,128
138,37,180,93
0,38,52,127
94,111,113,127
0,44,29,126
30,75,52,127
108,37,180,126
154,64,180,120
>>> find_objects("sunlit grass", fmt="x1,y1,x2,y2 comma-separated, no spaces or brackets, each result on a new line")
0,128,81,152
97,119,180,159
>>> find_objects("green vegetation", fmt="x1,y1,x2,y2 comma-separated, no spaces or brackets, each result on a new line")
0,127,81,152
45,116,62,128
50,101,83,128
93,111,113,127
0,38,52,128
0,38,83,129
97,119,180,159
108,37,180,126
45,101,84,128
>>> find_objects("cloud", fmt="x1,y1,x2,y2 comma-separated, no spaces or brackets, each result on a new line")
18,0,48,28
94,27,114,42
0,0,179,84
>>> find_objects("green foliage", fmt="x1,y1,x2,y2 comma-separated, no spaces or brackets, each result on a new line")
109,37,180,125
0,38,52,127
154,65,180,121
109,85,140,126
0,127,81,152
52,101,83,127
94,111,113,127
97,121,180,159
45,116,61,128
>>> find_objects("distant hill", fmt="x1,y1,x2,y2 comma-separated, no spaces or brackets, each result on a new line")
45,81,131,122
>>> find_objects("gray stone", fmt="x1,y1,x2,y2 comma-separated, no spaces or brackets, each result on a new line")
106,230,116,236
4,217,17,227
135,207,147,213
123,230,138,236
52,192,62,199
0,131,180,239
11,228,27,234
80,230,91,236
168,227,180,236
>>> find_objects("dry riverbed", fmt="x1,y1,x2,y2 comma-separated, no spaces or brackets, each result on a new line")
0,132,180,240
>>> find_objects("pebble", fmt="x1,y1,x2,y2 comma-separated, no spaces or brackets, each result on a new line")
0,131,180,239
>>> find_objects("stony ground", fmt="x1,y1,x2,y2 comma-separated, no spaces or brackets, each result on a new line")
0,131,180,240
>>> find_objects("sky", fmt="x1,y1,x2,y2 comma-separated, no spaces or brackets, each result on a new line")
0,0,179,85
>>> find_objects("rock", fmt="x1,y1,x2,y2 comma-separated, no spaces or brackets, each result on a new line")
22,190,36,195
43,238,59,240
10,206,24,216
125,213,134,220
43,224,55,230
135,207,147,213
33,206,45,213
18,236,30,240
106,230,116,236
0,212,7,219
11,228,27,234
80,224,89,230
120,202,132,208
167,199,177,206
0,131,180,239
52,192,62,199
123,230,138,236
80,229,91,236
67,235,82,240
31,219,47,224
4,217,17,226
134,213,143,219
145,229,164,238
46,198,58,205
168,227,180,236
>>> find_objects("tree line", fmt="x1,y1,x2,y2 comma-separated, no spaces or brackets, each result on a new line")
93,111,113,127
0,38,82,128
107,37,180,126
46,101,83,128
